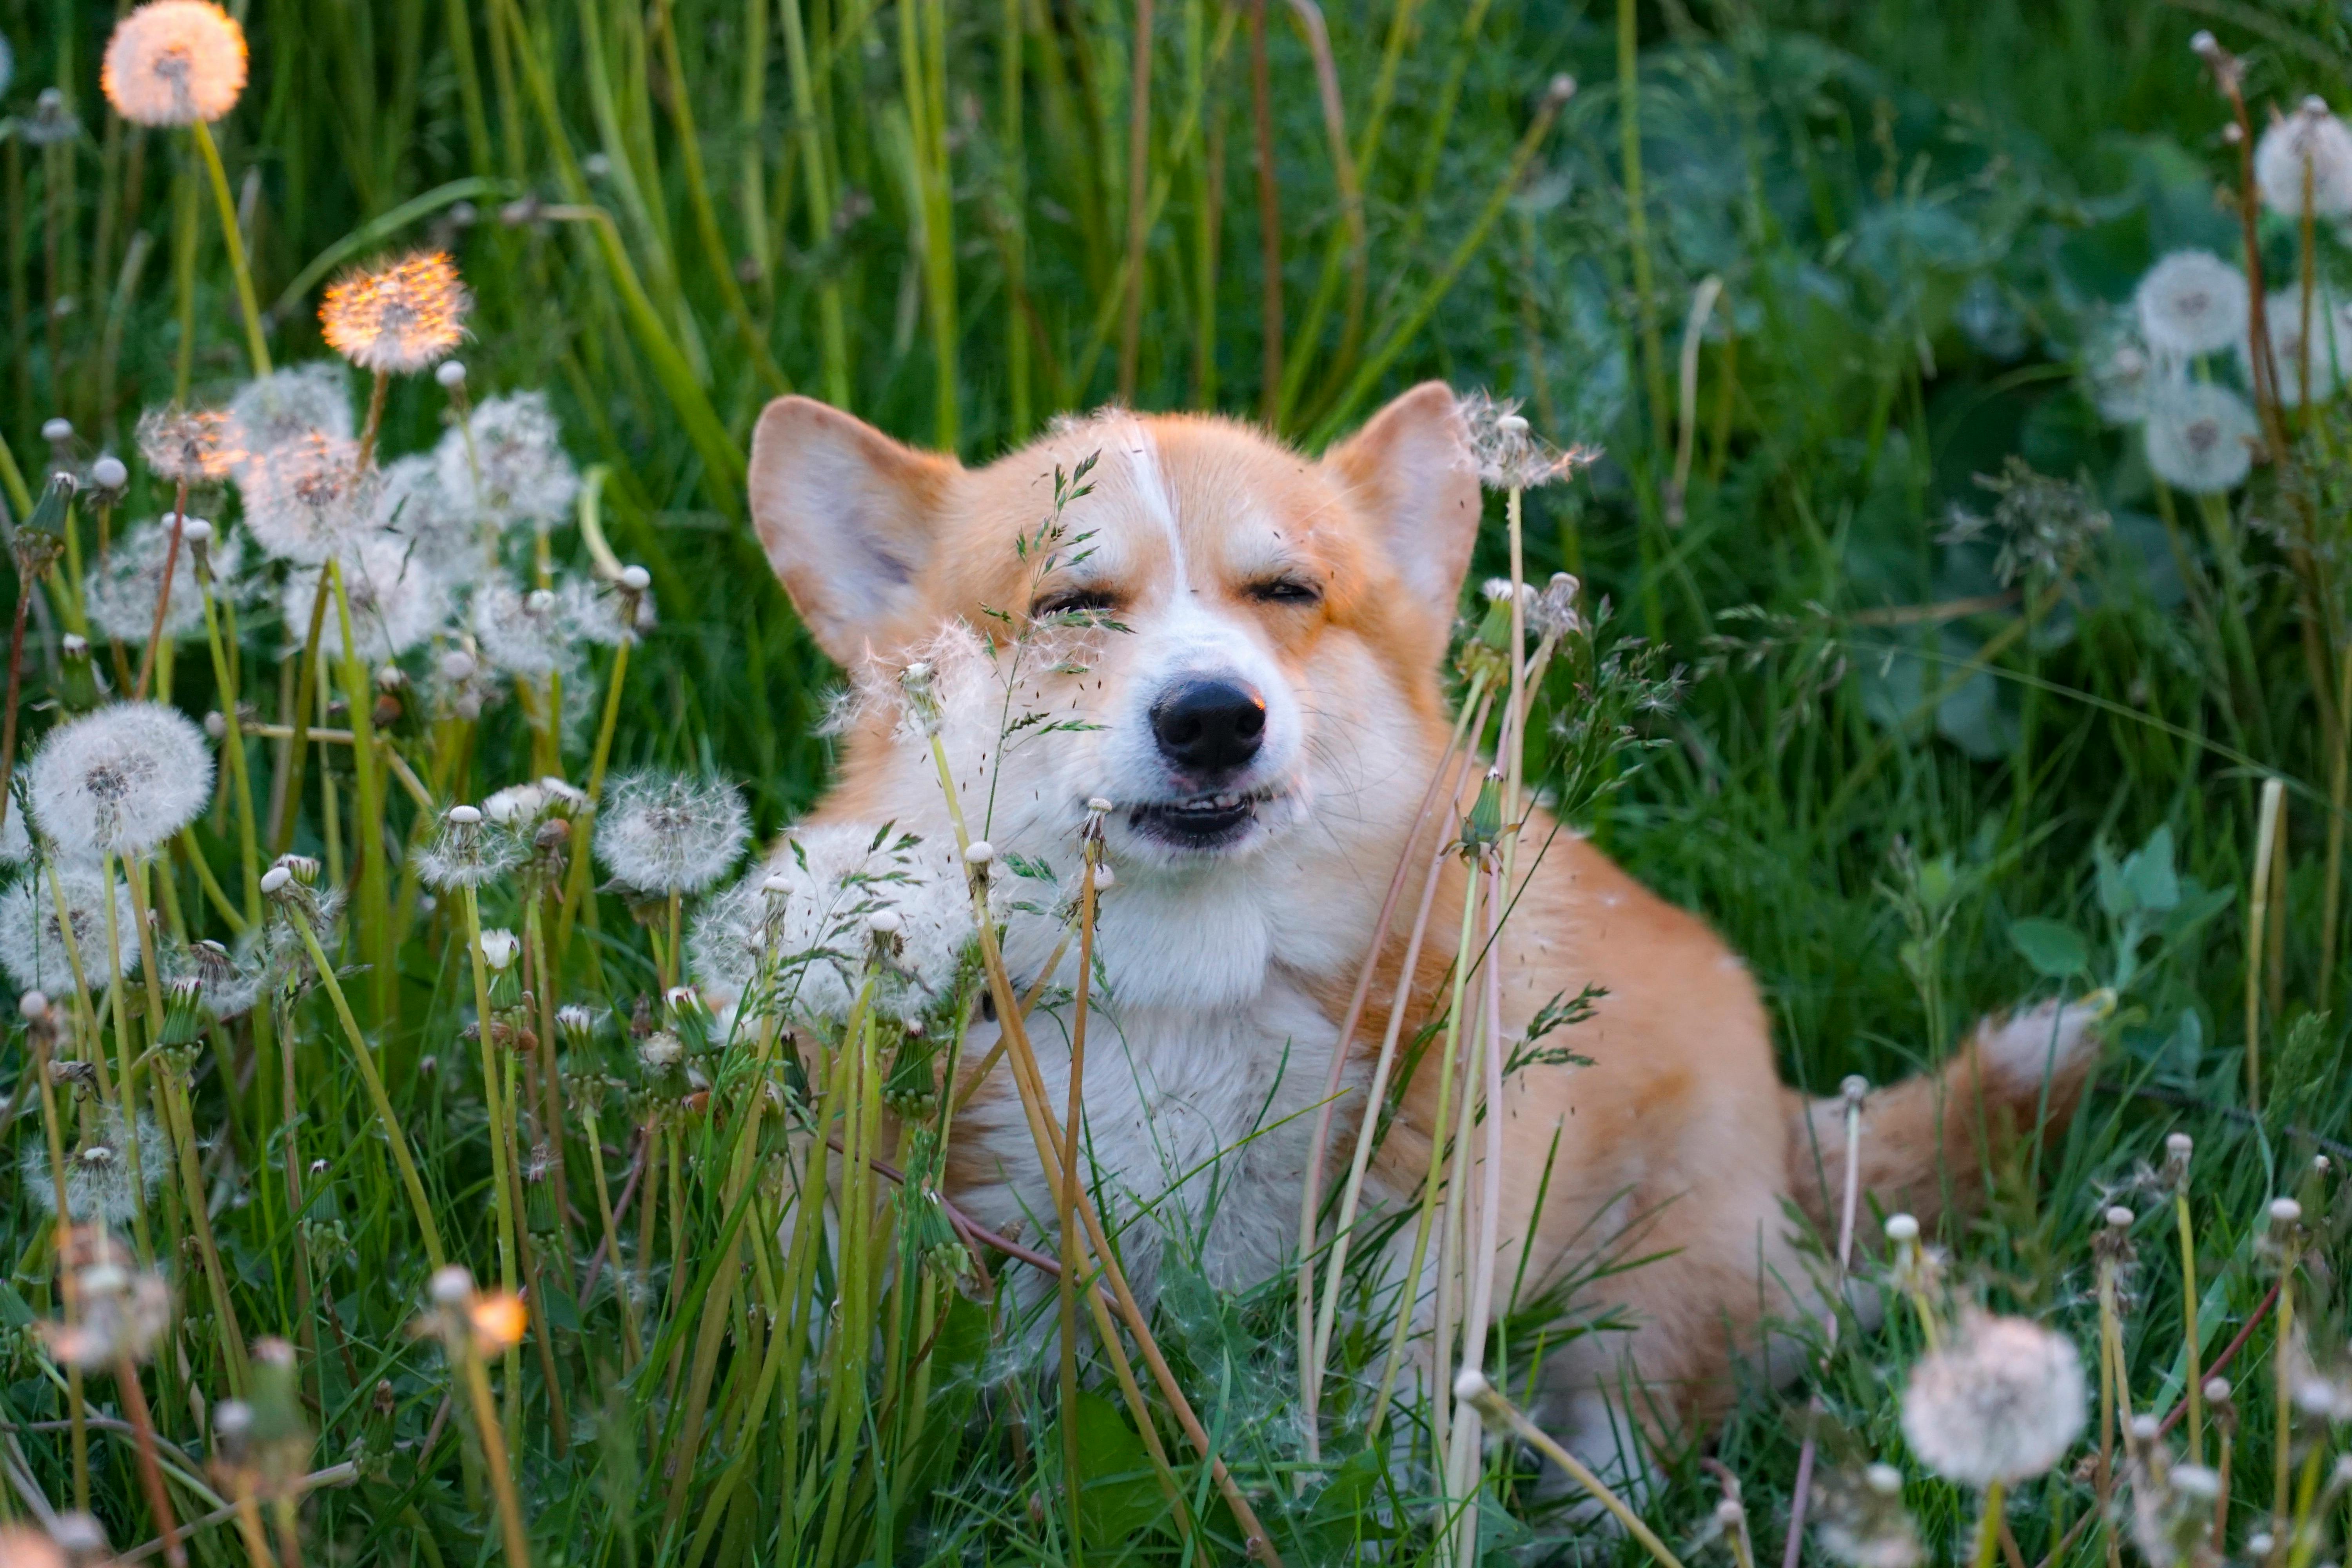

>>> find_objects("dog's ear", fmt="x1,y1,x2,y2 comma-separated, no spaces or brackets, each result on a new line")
748,396,962,664
1318,381,1482,611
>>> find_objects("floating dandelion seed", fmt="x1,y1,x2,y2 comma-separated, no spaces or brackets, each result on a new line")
2144,383,2260,494
1899,1312,2087,1487
2135,251,2251,359
689,822,975,1025
0,867,138,993
21,1106,168,1225
2255,97,2352,218
28,702,215,861
593,771,750,896
436,390,579,527
84,516,244,643
2243,287,2348,407
134,406,241,484
100,0,246,127
319,252,471,375
236,430,375,563
280,534,452,664
227,363,354,462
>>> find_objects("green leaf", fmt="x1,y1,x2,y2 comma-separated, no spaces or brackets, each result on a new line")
1073,1392,1172,1553
2009,917,2089,978
2123,826,2180,913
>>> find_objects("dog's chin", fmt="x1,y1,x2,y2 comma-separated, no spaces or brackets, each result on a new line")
1114,783,1298,864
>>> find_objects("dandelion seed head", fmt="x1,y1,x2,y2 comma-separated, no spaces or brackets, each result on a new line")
1457,389,1594,490
2135,251,2251,359
1899,1312,2087,1486
38,1259,171,1366
0,812,26,867
436,390,579,527
372,453,470,569
2255,97,2352,218
1813,1464,1922,1568
227,364,354,463
27,702,214,861
471,577,626,677
100,0,246,126
281,534,452,664
319,252,472,375
20,89,78,147
593,772,749,896
235,430,375,563
412,802,523,891
20,1106,167,1224
2244,287,2348,407
2143,383,2259,494
83,516,245,644
688,820,975,1027
2083,314,2177,426
134,407,242,484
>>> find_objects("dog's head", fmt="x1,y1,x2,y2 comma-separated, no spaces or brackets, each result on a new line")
747,386,1481,884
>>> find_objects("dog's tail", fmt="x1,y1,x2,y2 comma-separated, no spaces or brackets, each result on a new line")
1785,996,2110,1245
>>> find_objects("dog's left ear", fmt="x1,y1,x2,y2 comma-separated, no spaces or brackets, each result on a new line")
1318,381,1482,610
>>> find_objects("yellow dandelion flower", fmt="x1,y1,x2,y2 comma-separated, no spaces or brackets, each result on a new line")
319,252,472,375
100,0,247,127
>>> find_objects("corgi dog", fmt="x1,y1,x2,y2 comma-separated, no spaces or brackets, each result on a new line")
744,383,2103,1474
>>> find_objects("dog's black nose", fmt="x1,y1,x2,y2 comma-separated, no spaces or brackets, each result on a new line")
1151,679,1266,774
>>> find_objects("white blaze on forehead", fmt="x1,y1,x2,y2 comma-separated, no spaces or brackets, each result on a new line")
1112,416,1189,592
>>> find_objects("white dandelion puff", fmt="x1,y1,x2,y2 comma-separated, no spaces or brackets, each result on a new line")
134,407,241,485
1457,389,1594,490
2144,383,2261,494
21,1106,168,1224
27,702,215,861
2255,97,2352,219
372,454,470,568
413,804,524,891
2243,287,2348,408
100,0,246,126
319,252,471,376
593,772,750,896
689,822,976,1026
2084,314,2179,426
0,867,138,993
83,516,245,644
437,390,579,528
2135,251,2251,359
280,534,452,664
235,430,376,564
1,809,30,866
226,364,354,462
1899,1312,2087,1487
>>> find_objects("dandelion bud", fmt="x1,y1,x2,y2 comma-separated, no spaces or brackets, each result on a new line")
638,1031,684,1072
428,1265,475,1309
90,456,127,491
448,804,482,826
435,360,466,389
214,1398,254,1452
19,990,49,1022
555,1005,598,1050
1715,1499,1746,1527
477,928,520,971
2172,1463,2221,1499
277,854,321,886
525,588,555,615
2166,1131,2192,1158
174,515,212,544
1087,796,1113,813
964,840,995,866
440,650,477,682
761,875,793,898
2202,1376,2231,1404
2105,1205,2134,1230
619,564,651,592
868,910,904,937
41,418,72,444
2249,1534,2275,1559
1546,73,1576,103
1885,1213,1919,1244
1498,413,1530,437
259,866,292,897
1864,1463,1903,1496
2223,123,2243,145
1451,1367,1493,1404
454,693,483,721
2316,1154,2333,1174
2270,1197,2302,1226
201,711,227,740
2129,1413,2159,1443
2189,29,2216,54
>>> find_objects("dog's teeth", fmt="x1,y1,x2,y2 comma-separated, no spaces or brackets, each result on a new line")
1213,793,1238,808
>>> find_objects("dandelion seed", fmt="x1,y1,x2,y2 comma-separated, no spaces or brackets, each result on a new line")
593,772,749,896
1530,573,1583,640
226,363,354,461
280,534,452,664
2255,97,2352,218
160,936,260,1022
2143,383,2259,495
1458,390,1595,490
2135,252,2251,359
319,252,471,375
235,430,375,563
637,1031,685,1072
21,1107,167,1225
28,702,214,861
435,390,579,527
83,515,245,644
0,868,136,993
100,0,246,126
2242,287,2348,407
413,802,523,891
134,406,241,484
1899,1312,2087,1487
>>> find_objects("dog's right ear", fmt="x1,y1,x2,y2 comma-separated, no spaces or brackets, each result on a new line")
748,396,962,665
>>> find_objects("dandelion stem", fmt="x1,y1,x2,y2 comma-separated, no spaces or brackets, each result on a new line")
456,1338,533,1568
131,493,185,702
2247,778,2284,1113
1461,1374,1685,1568
461,886,521,1306
188,120,270,377
272,563,334,860
1056,839,1102,1559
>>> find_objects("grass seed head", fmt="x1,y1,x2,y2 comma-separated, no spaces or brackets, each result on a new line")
28,701,215,860
320,251,472,375
101,0,246,126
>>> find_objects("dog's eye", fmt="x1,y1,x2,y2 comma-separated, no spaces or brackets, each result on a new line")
1030,588,1119,621
1250,577,1323,606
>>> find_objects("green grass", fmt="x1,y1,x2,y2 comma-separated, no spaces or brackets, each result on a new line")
0,0,2348,1564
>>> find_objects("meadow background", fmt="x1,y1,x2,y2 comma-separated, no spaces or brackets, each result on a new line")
0,0,2348,1563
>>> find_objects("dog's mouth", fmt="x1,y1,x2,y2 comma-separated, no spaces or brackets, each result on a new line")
1127,784,1285,849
